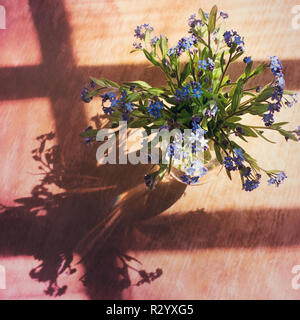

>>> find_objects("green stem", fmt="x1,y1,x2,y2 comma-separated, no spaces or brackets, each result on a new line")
216,52,232,92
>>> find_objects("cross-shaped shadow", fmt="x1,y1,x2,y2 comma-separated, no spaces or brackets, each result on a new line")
0,0,187,299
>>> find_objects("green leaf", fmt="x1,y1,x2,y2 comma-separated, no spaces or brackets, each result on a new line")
245,61,253,77
198,8,208,22
90,76,106,87
160,35,168,58
225,169,232,180
255,86,274,102
229,42,238,55
143,49,160,66
230,51,243,62
208,5,218,33
127,92,140,101
123,81,152,89
180,62,191,85
220,51,225,73
85,89,100,99
128,119,149,128
254,129,276,144
270,122,289,128
147,88,165,95
145,28,151,45
130,49,143,54
202,117,208,131
250,62,268,77
204,149,212,162
226,116,242,123
101,78,120,88
237,124,258,137
197,37,208,47
230,80,243,113
248,103,269,115
278,129,298,141
214,142,224,165
243,152,260,171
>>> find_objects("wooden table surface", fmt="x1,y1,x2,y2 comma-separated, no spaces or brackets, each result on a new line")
0,0,300,299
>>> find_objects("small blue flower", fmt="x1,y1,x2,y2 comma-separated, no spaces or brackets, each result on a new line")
188,14,202,29
243,179,260,191
168,144,175,157
103,106,115,115
207,58,215,71
81,87,92,103
150,36,159,46
243,56,253,64
199,167,208,177
263,112,274,126
107,92,117,101
191,176,200,184
175,84,191,101
192,88,203,98
234,148,244,159
211,105,218,116
223,156,236,171
147,100,164,119
268,103,281,113
125,102,134,112
223,31,232,45
269,56,283,76
224,30,245,51
168,47,177,56
233,156,243,167
133,42,142,49
233,35,243,45
180,175,191,185
198,59,208,70
220,11,229,19
121,90,128,99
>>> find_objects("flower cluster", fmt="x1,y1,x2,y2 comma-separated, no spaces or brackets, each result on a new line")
133,23,154,49
168,35,197,56
223,148,244,171
243,174,261,191
267,171,287,187
198,58,215,71
223,30,245,52
147,100,164,119
81,87,92,103
175,81,203,101
261,56,287,126
100,90,134,121
81,5,299,192
188,14,203,31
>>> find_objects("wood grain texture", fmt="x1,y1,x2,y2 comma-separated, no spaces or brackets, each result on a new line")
0,0,300,300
